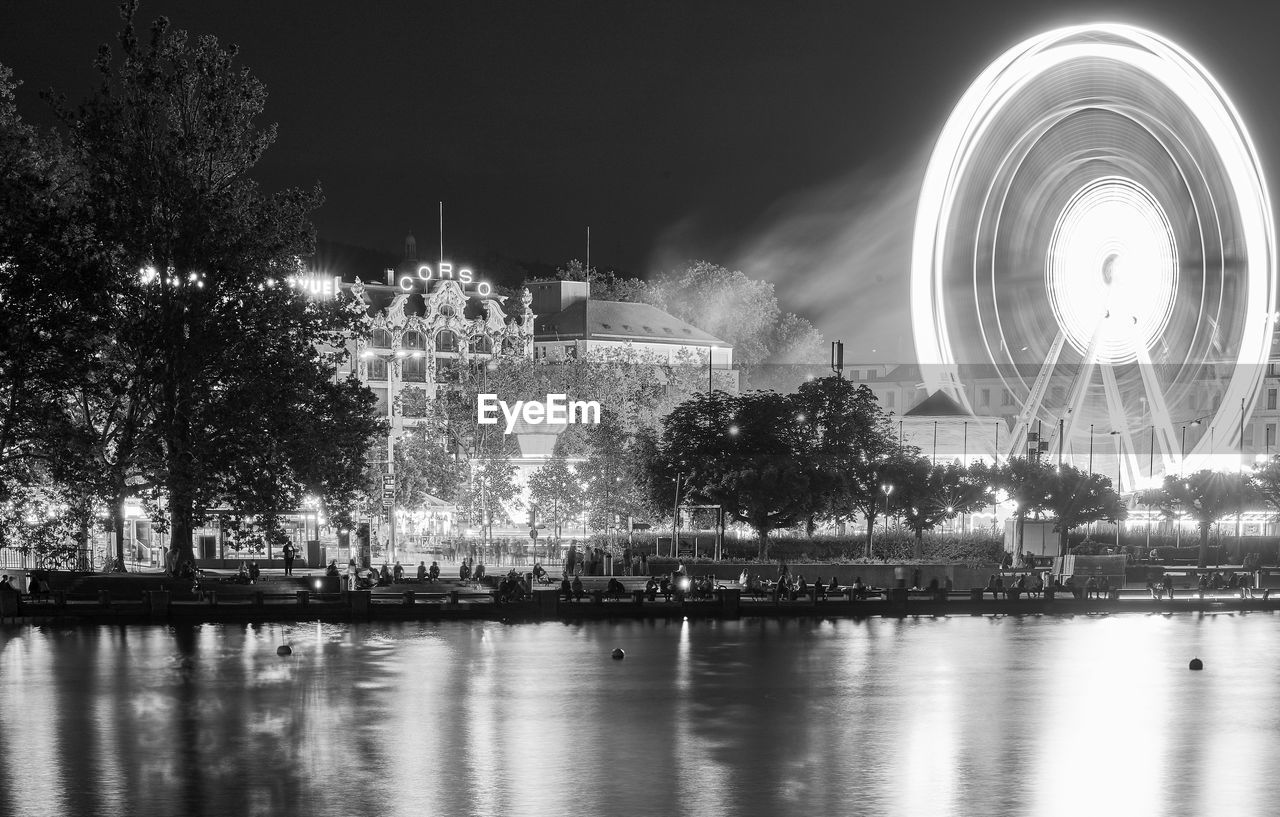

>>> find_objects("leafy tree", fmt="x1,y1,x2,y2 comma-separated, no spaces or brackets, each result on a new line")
653,390,818,558
579,410,647,533
53,6,382,572
0,64,109,512
1043,465,1126,557
977,457,1054,561
461,456,523,534
791,376,901,557
527,454,583,542
1147,469,1254,567
891,458,992,559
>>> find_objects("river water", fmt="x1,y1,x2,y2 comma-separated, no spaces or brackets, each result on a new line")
1,613,1277,817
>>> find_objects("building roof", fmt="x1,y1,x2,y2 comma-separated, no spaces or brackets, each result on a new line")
535,300,726,346
902,390,972,417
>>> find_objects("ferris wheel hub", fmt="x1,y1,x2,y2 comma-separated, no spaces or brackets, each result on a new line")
1045,176,1179,364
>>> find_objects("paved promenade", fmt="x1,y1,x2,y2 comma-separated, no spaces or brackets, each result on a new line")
3,566,1278,624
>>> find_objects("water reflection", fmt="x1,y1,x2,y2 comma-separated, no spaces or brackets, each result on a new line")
1,614,1278,817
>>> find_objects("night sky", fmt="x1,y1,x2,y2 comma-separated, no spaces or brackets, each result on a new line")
4,0,1280,360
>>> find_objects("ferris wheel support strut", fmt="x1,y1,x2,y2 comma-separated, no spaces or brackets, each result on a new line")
1005,330,1067,461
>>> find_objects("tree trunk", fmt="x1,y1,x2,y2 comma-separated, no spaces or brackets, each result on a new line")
1059,526,1070,558
1197,521,1210,568
913,528,924,561
864,512,875,559
1015,511,1026,563
757,530,769,561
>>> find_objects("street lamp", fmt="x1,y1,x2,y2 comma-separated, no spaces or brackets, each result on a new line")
881,483,894,528
1109,431,1123,549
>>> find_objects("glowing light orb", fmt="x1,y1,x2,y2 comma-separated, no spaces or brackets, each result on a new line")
911,23,1277,475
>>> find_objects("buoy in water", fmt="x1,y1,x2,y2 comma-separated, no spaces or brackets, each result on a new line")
1189,657,1203,671
277,645,293,657
611,648,625,660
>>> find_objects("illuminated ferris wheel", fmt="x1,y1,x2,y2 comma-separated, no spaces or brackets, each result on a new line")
911,23,1277,488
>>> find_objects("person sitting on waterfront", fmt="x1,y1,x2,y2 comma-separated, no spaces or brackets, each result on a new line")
416,561,427,581
533,563,549,583
1210,571,1224,590
473,563,486,585
795,575,809,600
1197,574,1209,595
572,575,585,602
459,560,472,584
248,561,261,583
1084,575,1098,600
393,562,404,583
1148,579,1162,600
739,568,750,586
852,576,868,600
561,574,573,601
607,577,625,598
645,576,659,601
827,576,840,596
1030,574,1043,599
986,574,1000,601
1098,575,1111,598
238,561,250,582
659,575,672,602
1012,574,1027,600
428,561,440,583
326,560,339,577
378,562,391,586
347,558,357,591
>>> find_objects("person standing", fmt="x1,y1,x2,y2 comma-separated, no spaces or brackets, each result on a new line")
347,558,357,591
282,542,296,576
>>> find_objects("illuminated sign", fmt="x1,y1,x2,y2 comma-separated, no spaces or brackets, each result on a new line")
398,262,493,297
288,274,343,299
476,393,601,434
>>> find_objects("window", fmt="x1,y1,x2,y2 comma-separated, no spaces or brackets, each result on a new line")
372,329,392,348
981,389,990,407
1002,391,1014,407
885,392,895,408
402,331,425,352
1269,362,1280,377
1269,424,1277,450
1268,389,1277,411
469,335,493,355
434,331,459,353
536,346,547,360
402,355,426,383
367,358,387,381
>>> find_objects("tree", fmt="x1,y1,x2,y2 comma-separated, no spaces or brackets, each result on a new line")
55,6,381,572
579,410,647,535
790,376,901,557
1042,465,1126,557
0,63,110,512
1148,470,1254,567
978,457,1053,562
652,390,817,559
891,459,992,559
527,454,582,543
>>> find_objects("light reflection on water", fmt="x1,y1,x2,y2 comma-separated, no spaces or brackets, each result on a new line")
1,614,1278,817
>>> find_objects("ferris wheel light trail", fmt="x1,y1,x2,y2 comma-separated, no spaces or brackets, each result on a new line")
911,23,1278,480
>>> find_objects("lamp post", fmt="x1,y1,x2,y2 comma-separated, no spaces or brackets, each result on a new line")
881,483,894,531
1110,430,1123,549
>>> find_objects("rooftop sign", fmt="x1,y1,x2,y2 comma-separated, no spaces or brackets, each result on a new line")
398,262,493,297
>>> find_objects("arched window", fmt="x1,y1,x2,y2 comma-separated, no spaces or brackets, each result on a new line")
402,331,425,352
469,335,493,355
372,328,392,348
435,331,459,353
